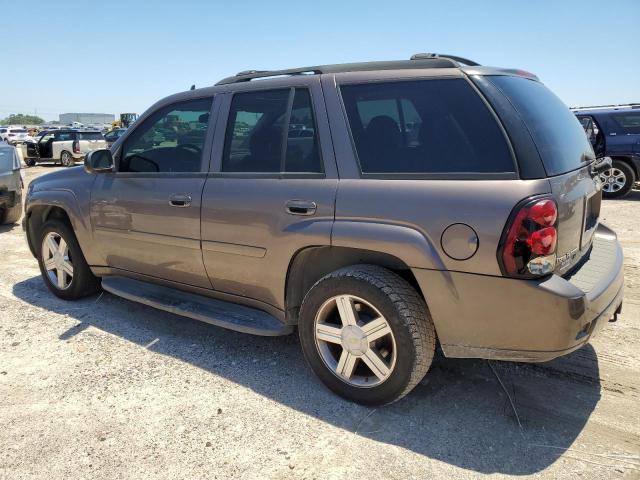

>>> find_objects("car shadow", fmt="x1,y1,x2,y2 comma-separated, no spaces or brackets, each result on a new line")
12,276,602,475
0,222,20,233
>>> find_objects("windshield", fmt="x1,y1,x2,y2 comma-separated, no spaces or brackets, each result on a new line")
485,76,594,176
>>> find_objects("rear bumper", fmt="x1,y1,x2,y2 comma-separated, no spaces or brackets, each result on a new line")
414,224,624,362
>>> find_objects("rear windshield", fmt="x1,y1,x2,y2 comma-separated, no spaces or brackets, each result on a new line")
78,132,104,140
486,76,593,176
10,129,27,133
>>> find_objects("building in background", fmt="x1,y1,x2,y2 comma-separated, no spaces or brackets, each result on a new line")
59,113,115,125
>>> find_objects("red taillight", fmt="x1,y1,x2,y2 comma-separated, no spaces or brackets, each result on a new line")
528,227,557,255
73,140,80,154
499,197,558,277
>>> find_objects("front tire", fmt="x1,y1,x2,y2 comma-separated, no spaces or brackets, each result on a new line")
600,160,635,198
37,219,100,300
299,265,436,405
60,151,74,167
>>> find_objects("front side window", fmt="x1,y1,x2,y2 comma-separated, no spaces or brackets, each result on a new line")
340,79,514,174
120,97,212,173
222,88,322,173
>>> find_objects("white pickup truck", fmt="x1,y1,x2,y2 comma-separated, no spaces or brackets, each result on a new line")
25,129,106,167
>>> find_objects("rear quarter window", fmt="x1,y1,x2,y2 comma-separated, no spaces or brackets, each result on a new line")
339,78,514,175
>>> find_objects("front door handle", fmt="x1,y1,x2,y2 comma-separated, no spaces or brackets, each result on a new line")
169,194,192,207
285,200,317,216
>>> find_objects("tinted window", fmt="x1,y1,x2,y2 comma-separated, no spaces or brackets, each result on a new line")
120,98,212,173
56,132,75,141
10,129,27,133
340,79,514,174
611,113,640,134
78,132,104,140
222,88,322,173
486,76,593,176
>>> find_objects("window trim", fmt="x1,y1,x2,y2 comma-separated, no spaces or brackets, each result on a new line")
116,96,215,174
336,76,519,180
219,86,326,177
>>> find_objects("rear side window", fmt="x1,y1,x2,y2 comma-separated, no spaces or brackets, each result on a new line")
485,76,593,176
340,79,514,175
222,88,322,173
78,132,104,140
611,113,640,134
56,132,75,141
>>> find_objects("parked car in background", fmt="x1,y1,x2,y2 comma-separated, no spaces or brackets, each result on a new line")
574,106,640,198
23,54,623,405
104,128,127,147
24,129,106,167
0,143,23,224
1,127,30,144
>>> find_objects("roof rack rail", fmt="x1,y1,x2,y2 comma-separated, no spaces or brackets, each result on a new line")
217,67,323,86
410,53,480,66
215,53,479,85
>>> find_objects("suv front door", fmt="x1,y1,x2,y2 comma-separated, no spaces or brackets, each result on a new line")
90,96,216,288
201,77,338,312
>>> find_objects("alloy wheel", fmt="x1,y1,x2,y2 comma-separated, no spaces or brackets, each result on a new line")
314,294,397,387
41,232,74,290
600,167,627,193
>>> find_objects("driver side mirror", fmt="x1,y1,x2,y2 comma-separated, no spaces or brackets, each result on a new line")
84,149,114,174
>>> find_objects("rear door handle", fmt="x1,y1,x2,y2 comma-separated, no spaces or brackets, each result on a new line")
285,200,317,216
169,194,192,207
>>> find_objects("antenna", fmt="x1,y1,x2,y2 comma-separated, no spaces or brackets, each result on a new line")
190,84,196,90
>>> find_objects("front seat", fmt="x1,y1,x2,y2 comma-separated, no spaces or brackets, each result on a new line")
240,126,282,172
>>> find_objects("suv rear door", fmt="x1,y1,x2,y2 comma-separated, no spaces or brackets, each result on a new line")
89,96,216,288
201,76,338,311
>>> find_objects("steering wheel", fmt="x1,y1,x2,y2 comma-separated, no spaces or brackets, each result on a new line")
176,143,202,155
125,154,160,172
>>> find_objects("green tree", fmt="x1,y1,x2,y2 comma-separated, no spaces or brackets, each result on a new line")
0,114,46,125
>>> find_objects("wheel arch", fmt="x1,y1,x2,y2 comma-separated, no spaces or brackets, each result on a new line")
285,246,424,324
610,155,639,179
24,191,93,263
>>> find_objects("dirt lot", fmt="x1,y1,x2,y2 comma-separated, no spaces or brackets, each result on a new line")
1,164,639,479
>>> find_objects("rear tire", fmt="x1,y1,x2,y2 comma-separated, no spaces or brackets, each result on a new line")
600,160,635,198
60,151,74,167
37,219,100,300
1,203,22,224
298,265,436,405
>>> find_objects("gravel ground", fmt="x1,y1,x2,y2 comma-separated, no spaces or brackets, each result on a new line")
1,164,639,479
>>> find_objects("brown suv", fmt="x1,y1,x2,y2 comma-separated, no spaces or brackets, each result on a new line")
22,54,624,405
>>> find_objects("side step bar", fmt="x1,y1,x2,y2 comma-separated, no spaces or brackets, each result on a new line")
101,276,293,336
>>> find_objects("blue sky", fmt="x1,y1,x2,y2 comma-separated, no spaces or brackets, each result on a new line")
1,0,638,121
